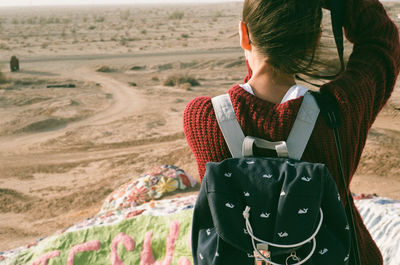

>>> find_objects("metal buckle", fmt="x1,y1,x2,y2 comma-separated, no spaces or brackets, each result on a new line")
254,244,271,265
285,252,301,265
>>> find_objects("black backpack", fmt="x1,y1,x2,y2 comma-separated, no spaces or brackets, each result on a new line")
191,92,359,265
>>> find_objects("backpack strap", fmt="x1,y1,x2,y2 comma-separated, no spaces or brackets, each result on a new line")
286,93,320,160
211,94,245,158
212,92,320,160
310,91,361,265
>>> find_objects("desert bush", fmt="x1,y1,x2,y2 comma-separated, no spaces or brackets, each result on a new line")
169,11,184,20
164,76,176,86
181,76,200,86
130,65,146,71
181,33,189,38
96,65,116,73
164,74,200,87
95,16,106,23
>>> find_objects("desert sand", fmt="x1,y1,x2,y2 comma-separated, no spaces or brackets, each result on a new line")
0,2,399,251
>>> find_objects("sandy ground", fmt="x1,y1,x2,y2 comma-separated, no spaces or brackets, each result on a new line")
0,2,399,251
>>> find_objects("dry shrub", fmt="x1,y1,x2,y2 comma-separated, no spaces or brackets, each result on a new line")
169,11,184,20
181,83,192,91
96,65,115,73
131,65,146,71
164,74,200,88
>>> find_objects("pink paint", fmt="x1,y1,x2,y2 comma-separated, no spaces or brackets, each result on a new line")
140,231,156,265
110,233,135,265
160,220,180,265
178,257,193,265
32,251,60,265
67,240,100,265
140,221,181,265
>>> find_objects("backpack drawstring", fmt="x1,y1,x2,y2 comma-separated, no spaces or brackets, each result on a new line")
243,206,323,265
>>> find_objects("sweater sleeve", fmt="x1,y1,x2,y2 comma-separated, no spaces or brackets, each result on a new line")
183,96,231,180
320,0,400,180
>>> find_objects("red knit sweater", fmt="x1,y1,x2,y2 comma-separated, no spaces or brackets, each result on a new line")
183,0,400,264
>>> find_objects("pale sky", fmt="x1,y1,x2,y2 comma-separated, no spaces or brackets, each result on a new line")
0,0,244,7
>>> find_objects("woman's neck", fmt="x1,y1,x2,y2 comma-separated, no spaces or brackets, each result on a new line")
247,59,296,104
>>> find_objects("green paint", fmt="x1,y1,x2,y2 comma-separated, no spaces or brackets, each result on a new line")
7,210,193,265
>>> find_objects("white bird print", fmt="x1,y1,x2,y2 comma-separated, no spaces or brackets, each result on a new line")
206,229,211,236
243,228,248,234
344,254,349,261
244,192,250,197
278,232,288,238
246,160,255,165
298,208,309,214
260,212,271,218
225,203,235,208
338,193,341,201
345,224,350,230
301,176,312,182
224,172,232,177
263,174,273,179
280,191,286,196
199,253,204,260
247,253,255,258
286,161,295,166
319,248,328,255
215,252,219,257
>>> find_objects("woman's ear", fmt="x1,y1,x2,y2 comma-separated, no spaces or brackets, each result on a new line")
239,21,251,51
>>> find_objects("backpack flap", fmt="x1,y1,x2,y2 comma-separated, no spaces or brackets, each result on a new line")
205,157,323,248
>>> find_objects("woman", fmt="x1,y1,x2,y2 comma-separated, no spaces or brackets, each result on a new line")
183,0,400,264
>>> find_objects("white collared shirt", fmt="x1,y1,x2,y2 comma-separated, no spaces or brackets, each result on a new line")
240,83,308,104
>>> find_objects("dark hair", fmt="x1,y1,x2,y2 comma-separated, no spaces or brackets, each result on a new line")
242,0,323,75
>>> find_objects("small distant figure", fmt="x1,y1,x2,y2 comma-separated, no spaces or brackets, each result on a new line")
10,55,19,72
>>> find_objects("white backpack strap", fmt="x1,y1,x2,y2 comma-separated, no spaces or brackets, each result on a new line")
286,92,320,160
211,94,245,158
212,92,319,160
242,136,289,158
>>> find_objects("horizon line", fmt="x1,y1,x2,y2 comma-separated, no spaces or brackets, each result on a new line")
0,0,244,8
